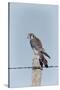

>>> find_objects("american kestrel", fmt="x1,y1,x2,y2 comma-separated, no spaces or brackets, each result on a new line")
27,33,50,69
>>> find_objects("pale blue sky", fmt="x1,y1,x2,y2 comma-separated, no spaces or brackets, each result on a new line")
9,3,58,87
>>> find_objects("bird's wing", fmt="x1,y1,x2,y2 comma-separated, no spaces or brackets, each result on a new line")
34,37,42,47
35,38,51,59
41,51,51,59
31,38,43,49
30,37,51,59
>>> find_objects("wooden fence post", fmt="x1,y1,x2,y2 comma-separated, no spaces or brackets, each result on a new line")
32,54,42,86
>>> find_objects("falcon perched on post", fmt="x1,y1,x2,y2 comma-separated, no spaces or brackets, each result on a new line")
27,33,50,69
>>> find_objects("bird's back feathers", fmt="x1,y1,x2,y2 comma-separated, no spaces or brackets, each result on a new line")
30,38,42,50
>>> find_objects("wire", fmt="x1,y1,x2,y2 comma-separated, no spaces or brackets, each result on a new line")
8,66,58,70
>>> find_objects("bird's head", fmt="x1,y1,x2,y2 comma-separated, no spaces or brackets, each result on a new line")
27,33,35,40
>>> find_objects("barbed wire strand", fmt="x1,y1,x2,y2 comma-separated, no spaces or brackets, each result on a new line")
8,66,58,70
